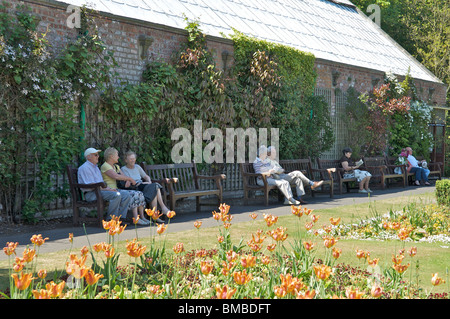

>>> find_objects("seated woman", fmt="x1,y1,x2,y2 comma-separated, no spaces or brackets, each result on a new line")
121,151,171,220
340,147,372,193
100,147,150,225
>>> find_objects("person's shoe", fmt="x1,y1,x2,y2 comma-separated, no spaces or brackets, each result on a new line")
284,198,300,205
141,217,151,225
295,197,308,204
136,219,148,226
358,189,368,193
367,189,373,193
311,180,324,190
424,182,431,186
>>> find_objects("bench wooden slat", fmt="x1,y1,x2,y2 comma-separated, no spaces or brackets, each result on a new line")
142,161,225,212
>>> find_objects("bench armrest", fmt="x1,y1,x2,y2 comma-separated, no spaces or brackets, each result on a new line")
74,182,106,189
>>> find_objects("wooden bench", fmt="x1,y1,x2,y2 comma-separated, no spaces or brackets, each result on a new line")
240,158,333,206
317,158,358,194
416,156,443,181
142,162,226,212
363,156,406,188
240,162,282,206
66,165,106,226
386,156,442,185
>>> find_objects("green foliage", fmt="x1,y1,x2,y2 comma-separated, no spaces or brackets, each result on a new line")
435,179,450,207
229,30,333,159
343,72,433,158
0,3,114,221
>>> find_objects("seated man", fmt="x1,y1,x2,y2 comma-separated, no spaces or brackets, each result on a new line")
267,146,323,204
77,147,132,220
405,147,430,186
253,145,301,205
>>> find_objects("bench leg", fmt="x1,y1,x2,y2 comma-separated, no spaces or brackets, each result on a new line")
196,197,200,213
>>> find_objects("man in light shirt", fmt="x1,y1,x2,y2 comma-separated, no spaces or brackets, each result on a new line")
77,147,131,220
253,145,301,205
405,147,430,186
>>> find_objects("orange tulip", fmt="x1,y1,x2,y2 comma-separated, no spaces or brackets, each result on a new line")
267,243,277,251
332,247,342,259
274,285,287,298
221,261,236,276
240,255,256,268
313,264,332,281
156,223,168,235
303,241,315,251
166,210,176,219
391,254,404,265
345,286,364,299
3,242,18,256
249,213,258,220
145,207,157,219
431,273,445,286
46,281,65,298
85,269,104,286
408,247,417,257
310,214,320,223
173,242,185,254
219,203,230,215
263,213,278,227
104,246,115,259
392,263,410,274
215,285,236,299
323,235,338,248
233,270,252,285
66,254,88,279
11,272,34,290
194,220,202,229
13,257,25,272
260,255,270,265
371,283,383,298
296,289,316,299
212,211,222,221
304,221,314,231
126,238,147,258
291,205,303,217
356,249,369,259
68,233,73,243
37,269,47,279
22,248,36,263
200,260,214,275
30,234,49,247
32,289,51,299
280,273,305,294
330,217,341,226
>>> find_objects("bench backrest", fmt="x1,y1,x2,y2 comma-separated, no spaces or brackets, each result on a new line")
66,166,83,202
143,162,199,192
279,158,313,175
239,162,259,187
316,158,342,180
363,156,386,174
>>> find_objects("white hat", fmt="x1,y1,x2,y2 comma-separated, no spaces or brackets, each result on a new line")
84,147,101,158
258,145,267,155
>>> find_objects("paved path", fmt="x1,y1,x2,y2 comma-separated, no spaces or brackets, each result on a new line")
0,186,436,261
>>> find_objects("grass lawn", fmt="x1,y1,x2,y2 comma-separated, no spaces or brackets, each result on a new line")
1,191,448,296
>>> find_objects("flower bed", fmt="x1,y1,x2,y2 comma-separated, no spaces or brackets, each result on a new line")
2,203,448,299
